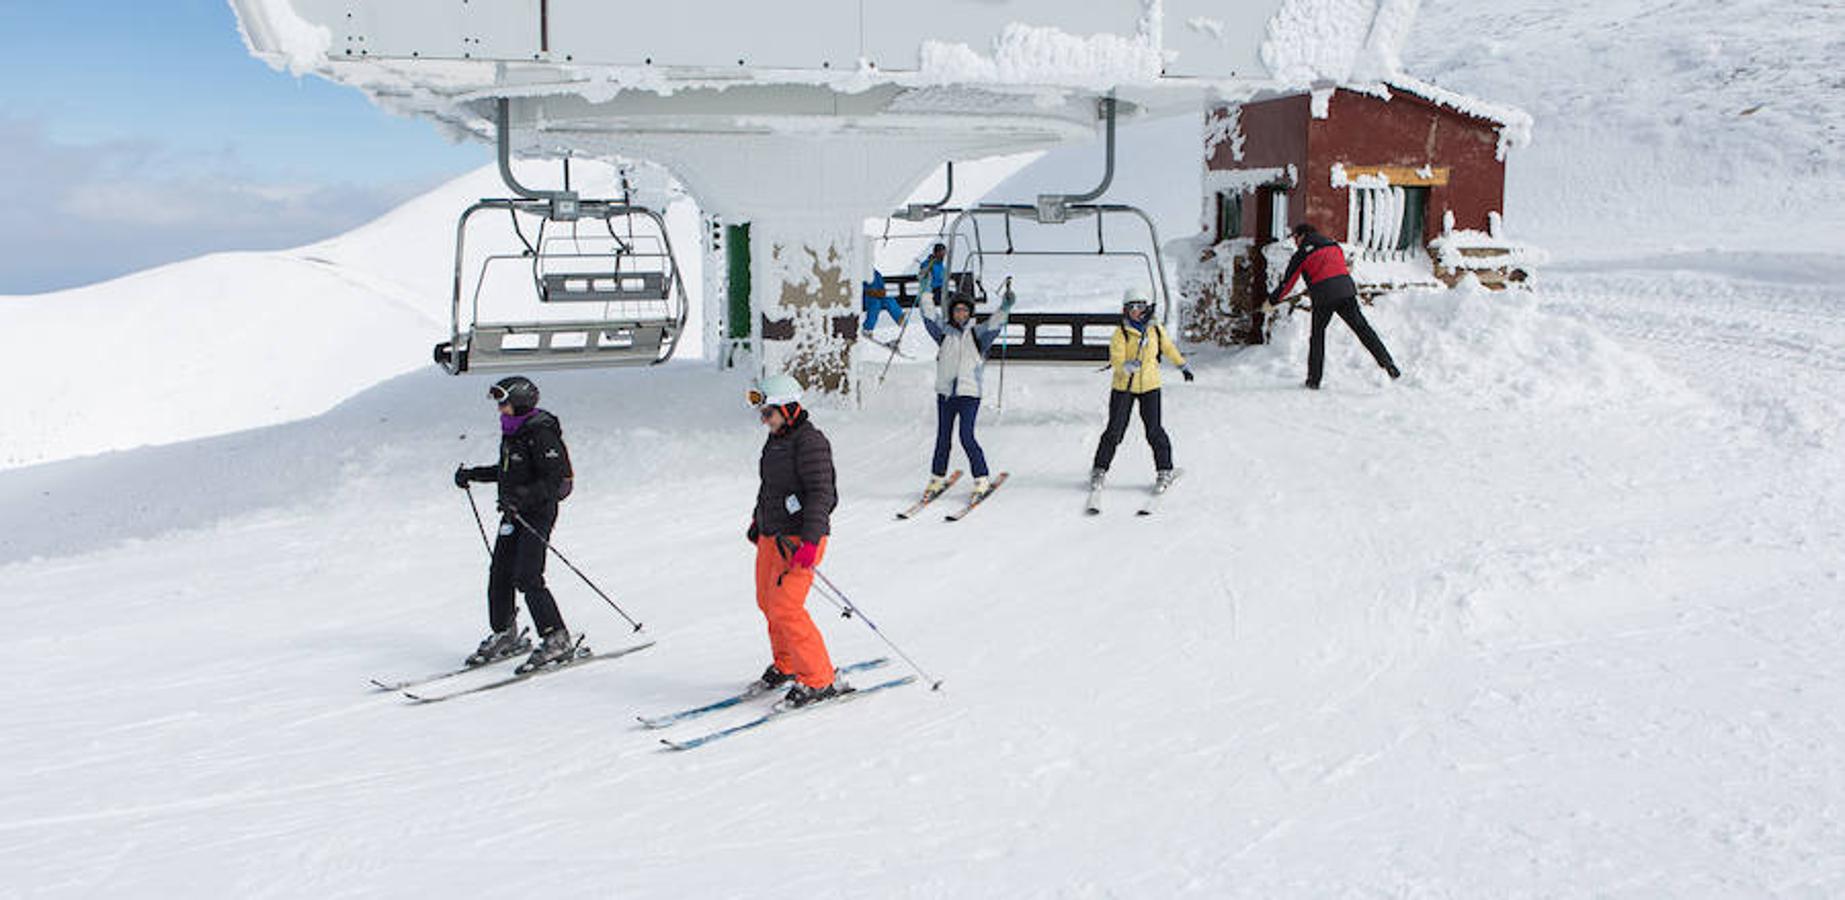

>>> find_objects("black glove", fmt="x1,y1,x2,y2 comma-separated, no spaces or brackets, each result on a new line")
497,498,519,516
1182,367,1196,383
746,521,760,545
454,466,472,488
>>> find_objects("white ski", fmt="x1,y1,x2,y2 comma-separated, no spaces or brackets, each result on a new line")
897,470,962,519
1137,468,1184,516
944,472,1008,522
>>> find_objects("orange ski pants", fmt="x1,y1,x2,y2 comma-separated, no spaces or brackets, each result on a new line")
754,535,835,688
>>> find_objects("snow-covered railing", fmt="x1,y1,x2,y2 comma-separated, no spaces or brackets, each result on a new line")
1429,221,1547,289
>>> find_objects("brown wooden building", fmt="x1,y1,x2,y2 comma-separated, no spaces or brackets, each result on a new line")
1180,79,1538,345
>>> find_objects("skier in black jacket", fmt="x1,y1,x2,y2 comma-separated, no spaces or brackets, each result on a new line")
454,375,579,673
743,373,850,708
1268,223,1401,389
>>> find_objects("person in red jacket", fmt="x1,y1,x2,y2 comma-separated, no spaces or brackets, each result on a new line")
1268,223,1401,390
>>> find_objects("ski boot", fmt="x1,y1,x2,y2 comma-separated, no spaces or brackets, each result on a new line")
783,677,855,709
465,625,530,667
923,475,950,500
1155,469,1177,493
515,629,580,674
971,475,992,498
1089,467,1108,491
752,664,796,693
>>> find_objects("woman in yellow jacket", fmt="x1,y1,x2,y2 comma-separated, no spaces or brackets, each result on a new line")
1091,291,1193,492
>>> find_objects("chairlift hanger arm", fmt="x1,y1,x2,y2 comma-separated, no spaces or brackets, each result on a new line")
495,98,578,206
892,162,955,222
1036,97,1118,216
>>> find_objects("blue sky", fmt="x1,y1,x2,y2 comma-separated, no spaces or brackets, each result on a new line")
0,0,490,293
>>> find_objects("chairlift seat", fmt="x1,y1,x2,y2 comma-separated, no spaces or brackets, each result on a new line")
539,271,669,303
433,319,675,374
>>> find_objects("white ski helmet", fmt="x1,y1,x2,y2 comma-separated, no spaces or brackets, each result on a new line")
751,373,804,408
1122,288,1155,317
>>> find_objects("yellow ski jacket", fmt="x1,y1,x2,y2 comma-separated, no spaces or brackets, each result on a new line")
1110,322,1187,393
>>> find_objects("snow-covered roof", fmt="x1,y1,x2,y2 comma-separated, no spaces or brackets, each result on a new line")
1241,74,1534,161
1376,76,1534,148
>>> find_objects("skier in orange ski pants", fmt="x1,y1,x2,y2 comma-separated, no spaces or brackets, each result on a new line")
743,373,851,707
754,534,833,688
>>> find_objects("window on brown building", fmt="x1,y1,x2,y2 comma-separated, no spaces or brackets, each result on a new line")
1352,185,1431,255
1216,191,1244,242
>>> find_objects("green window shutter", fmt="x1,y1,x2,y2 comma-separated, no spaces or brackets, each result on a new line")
725,223,751,341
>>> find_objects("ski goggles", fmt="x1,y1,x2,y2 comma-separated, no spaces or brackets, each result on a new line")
1123,300,1152,315
488,384,515,404
746,387,768,407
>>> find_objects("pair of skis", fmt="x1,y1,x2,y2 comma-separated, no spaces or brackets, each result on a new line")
1086,467,1183,517
369,637,657,704
638,657,915,750
372,647,918,749
895,469,1009,522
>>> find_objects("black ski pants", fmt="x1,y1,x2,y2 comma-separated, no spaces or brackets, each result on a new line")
1308,293,1397,386
1093,388,1173,472
488,504,567,637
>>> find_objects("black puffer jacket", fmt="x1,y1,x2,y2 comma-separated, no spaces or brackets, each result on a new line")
465,410,572,513
752,412,837,543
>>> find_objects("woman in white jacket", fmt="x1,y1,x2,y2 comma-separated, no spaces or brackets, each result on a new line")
919,284,1015,499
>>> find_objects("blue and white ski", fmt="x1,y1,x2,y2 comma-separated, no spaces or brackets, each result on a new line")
636,658,891,729
660,675,918,751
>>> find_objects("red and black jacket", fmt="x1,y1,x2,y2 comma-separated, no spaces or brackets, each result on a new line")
1271,232,1358,304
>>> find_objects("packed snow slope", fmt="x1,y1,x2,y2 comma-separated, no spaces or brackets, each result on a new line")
4,275,1844,894
6,2,1845,893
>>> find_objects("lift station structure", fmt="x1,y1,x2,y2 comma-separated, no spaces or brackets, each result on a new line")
230,0,1418,391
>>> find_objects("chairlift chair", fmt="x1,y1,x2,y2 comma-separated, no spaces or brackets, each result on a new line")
433,198,688,374
936,97,1174,365
433,99,688,375
941,203,1172,364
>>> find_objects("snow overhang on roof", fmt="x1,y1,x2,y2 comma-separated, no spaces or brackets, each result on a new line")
1353,76,1535,160
228,0,1426,139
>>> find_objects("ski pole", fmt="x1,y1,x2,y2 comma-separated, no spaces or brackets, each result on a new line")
769,537,846,618
878,266,937,387
810,568,944,691
509,509,645,632
995,276,1011,414
462,482,492,556
875,300,916,387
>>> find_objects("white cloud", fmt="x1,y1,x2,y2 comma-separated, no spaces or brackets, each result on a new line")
0,118,446,294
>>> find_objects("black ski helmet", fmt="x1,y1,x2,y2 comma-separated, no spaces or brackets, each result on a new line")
489,376,540,414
